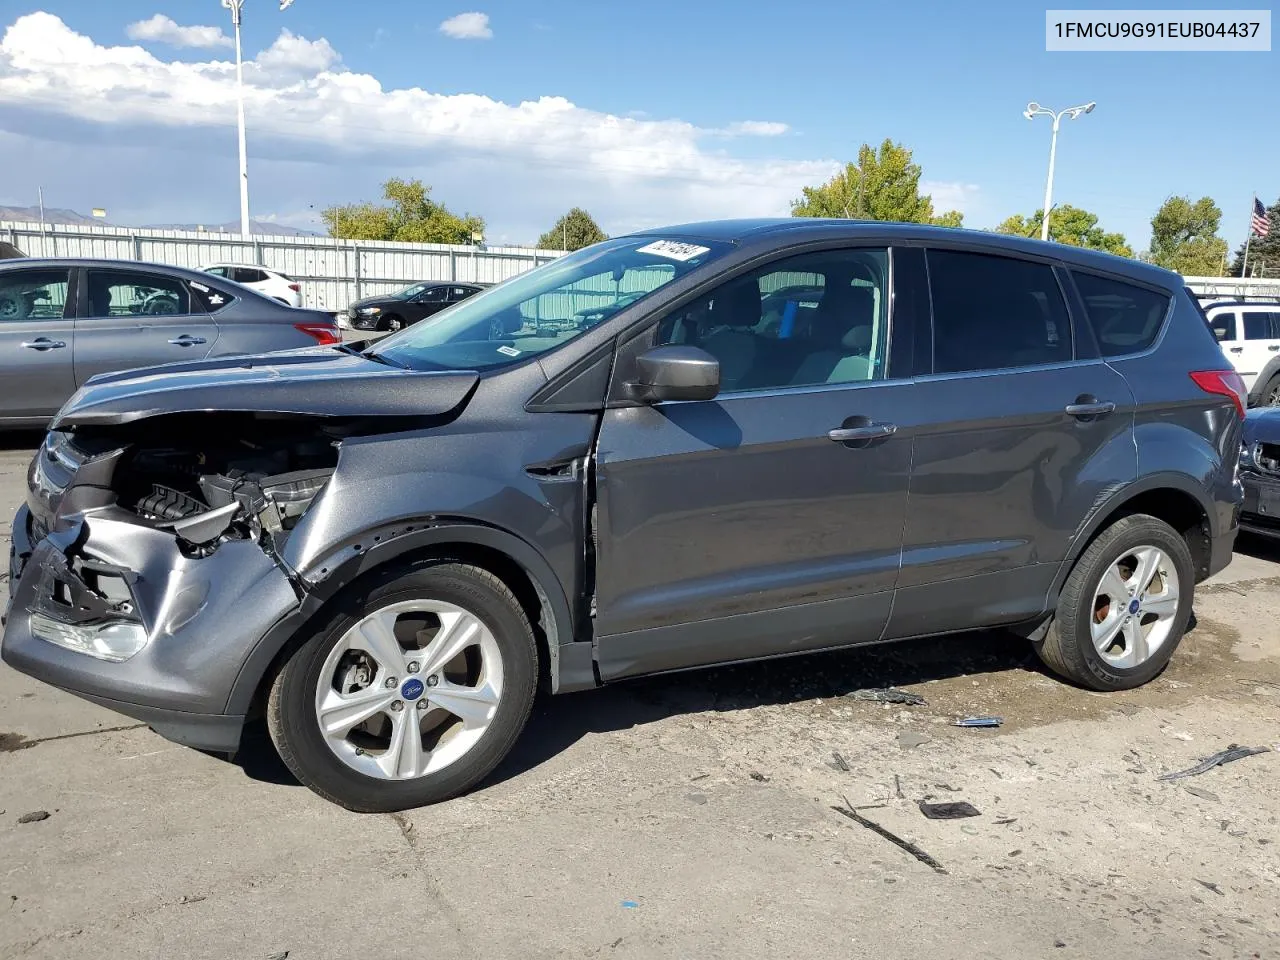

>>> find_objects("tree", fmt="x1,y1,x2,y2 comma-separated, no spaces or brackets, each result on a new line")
321,178,484,245
1229,196,1280,277
538,208,608,251
994,204,1132,258
1148,195,1228,276
791,140,963,226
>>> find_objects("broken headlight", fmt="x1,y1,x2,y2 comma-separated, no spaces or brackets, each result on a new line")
30,615,149,662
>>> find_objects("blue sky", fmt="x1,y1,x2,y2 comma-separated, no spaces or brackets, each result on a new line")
0,0,1275,249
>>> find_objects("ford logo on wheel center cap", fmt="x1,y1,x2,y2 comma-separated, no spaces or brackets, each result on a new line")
401,678,426,701
1128,599,1141,615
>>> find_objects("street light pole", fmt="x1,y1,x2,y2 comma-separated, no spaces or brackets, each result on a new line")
1023,101,1096,242
222,0,297,240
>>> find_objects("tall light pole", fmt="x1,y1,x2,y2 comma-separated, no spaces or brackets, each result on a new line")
222,0,297,240
1023,101,1096,242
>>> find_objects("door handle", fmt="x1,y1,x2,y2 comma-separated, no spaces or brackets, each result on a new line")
21,338,67,350
1229,347,1244,353
1269,345,1280,352
168,335,207,346
1065,400,1116,418
828,422,898,443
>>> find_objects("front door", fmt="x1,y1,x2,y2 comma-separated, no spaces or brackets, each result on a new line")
408,285,449,323
0,267,77,422
592,246,915,680
1238,309,1280,396
74,268,218,385
885,247,1137,640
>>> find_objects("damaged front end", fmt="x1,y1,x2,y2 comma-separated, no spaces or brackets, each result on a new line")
3,415,353,752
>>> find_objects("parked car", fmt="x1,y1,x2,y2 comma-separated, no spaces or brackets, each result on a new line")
1202,299,1280,406
3,221,1244,813
341,281,484,332
201,263,303,308
0,258,339,429
1239,407,1280,537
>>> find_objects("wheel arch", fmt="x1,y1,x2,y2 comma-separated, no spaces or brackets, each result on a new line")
1053,473,1216,599
1249,357,1280,406
225,522,582,717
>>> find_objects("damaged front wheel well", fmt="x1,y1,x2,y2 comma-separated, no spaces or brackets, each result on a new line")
243,544,555,721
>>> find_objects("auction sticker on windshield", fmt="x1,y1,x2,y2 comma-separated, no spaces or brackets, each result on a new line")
636,240,712,262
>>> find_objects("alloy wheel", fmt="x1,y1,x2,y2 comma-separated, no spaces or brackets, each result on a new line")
1089,545,1181,669
313,599,504,780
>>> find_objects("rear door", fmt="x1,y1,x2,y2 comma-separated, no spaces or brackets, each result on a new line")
74,268,218,385
592,244,917,680
885,248,1136,640
1238,309,1280,394
0,267,77,422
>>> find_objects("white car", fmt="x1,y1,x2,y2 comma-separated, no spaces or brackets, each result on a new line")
201,264,302,308
1203,300,1280,407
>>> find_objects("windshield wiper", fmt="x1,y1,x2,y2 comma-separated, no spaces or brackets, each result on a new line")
336,342,405,368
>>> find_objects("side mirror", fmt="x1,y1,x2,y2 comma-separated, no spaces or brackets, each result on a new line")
627,345,720,403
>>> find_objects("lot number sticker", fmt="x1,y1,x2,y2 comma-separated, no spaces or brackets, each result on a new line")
636,240,711,262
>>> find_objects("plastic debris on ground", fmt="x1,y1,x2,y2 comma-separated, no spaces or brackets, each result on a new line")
918,800,982,820
1157,744,1270,781
846,688,927,706
954,716,1003,728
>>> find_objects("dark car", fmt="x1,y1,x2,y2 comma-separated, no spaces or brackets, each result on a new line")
3,221,1244,813
342,281,484,332
0,258,340,429
1239,408,1280,536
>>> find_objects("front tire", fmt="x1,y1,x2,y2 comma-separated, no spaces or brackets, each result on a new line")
1035,514,1194,691
267,561,537,812
379,314,404,332
1257,374,1280,408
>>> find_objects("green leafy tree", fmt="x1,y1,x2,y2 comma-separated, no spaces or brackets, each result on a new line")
791,140,963,226
994,204,1132,258
537,208,608,251
1229,196,1280,277
1148,196,1228,276
322,178,484,245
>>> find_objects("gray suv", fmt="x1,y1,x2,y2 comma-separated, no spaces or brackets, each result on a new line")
2,221,1245,812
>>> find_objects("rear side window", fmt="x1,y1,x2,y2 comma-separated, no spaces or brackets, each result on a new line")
188,278,234,313
1073,272,1171,357
926,250,1072,374
1242,311,1277,341
1208,310,1237,342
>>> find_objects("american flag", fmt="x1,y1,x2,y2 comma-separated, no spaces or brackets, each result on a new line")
1252,197,1271,238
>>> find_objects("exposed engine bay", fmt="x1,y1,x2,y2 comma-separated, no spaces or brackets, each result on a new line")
51,415,353,555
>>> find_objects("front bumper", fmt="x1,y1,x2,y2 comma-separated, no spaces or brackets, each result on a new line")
1240,470,1280,539
3,505,303,754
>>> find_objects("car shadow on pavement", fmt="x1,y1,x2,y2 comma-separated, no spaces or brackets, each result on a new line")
482,627,1049,791
1235,532,1280,564
0,430,44,452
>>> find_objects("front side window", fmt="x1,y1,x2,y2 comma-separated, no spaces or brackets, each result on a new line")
0,269,70,322
85,271,191,319
1243,311,1277,341
371,237,730,372
233,267,267,284
1208,311,1237,343
655,248,890,392
928,250,1072,373
1074,271,1171,357
416,286,448,303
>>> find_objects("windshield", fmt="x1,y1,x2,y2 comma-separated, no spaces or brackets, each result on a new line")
369,237,730,371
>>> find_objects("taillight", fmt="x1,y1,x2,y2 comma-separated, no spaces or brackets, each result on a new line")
295,322,340,346
289,283,301,292
1190,370,1247,417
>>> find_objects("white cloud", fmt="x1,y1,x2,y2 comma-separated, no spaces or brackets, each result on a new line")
254,29,339,74
0,12,839,238
921,180,981,216
126,14,232,50
439,12,492,40
725,120,789,137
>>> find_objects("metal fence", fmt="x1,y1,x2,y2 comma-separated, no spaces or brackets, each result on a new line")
1,221,563,313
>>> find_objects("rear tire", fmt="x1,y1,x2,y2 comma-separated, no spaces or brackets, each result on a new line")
1258,374,1280,408
1036,514,1194,691
266,561,537,812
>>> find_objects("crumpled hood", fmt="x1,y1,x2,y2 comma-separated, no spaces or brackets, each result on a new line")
51,347,480,427
1243,408,1280,444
